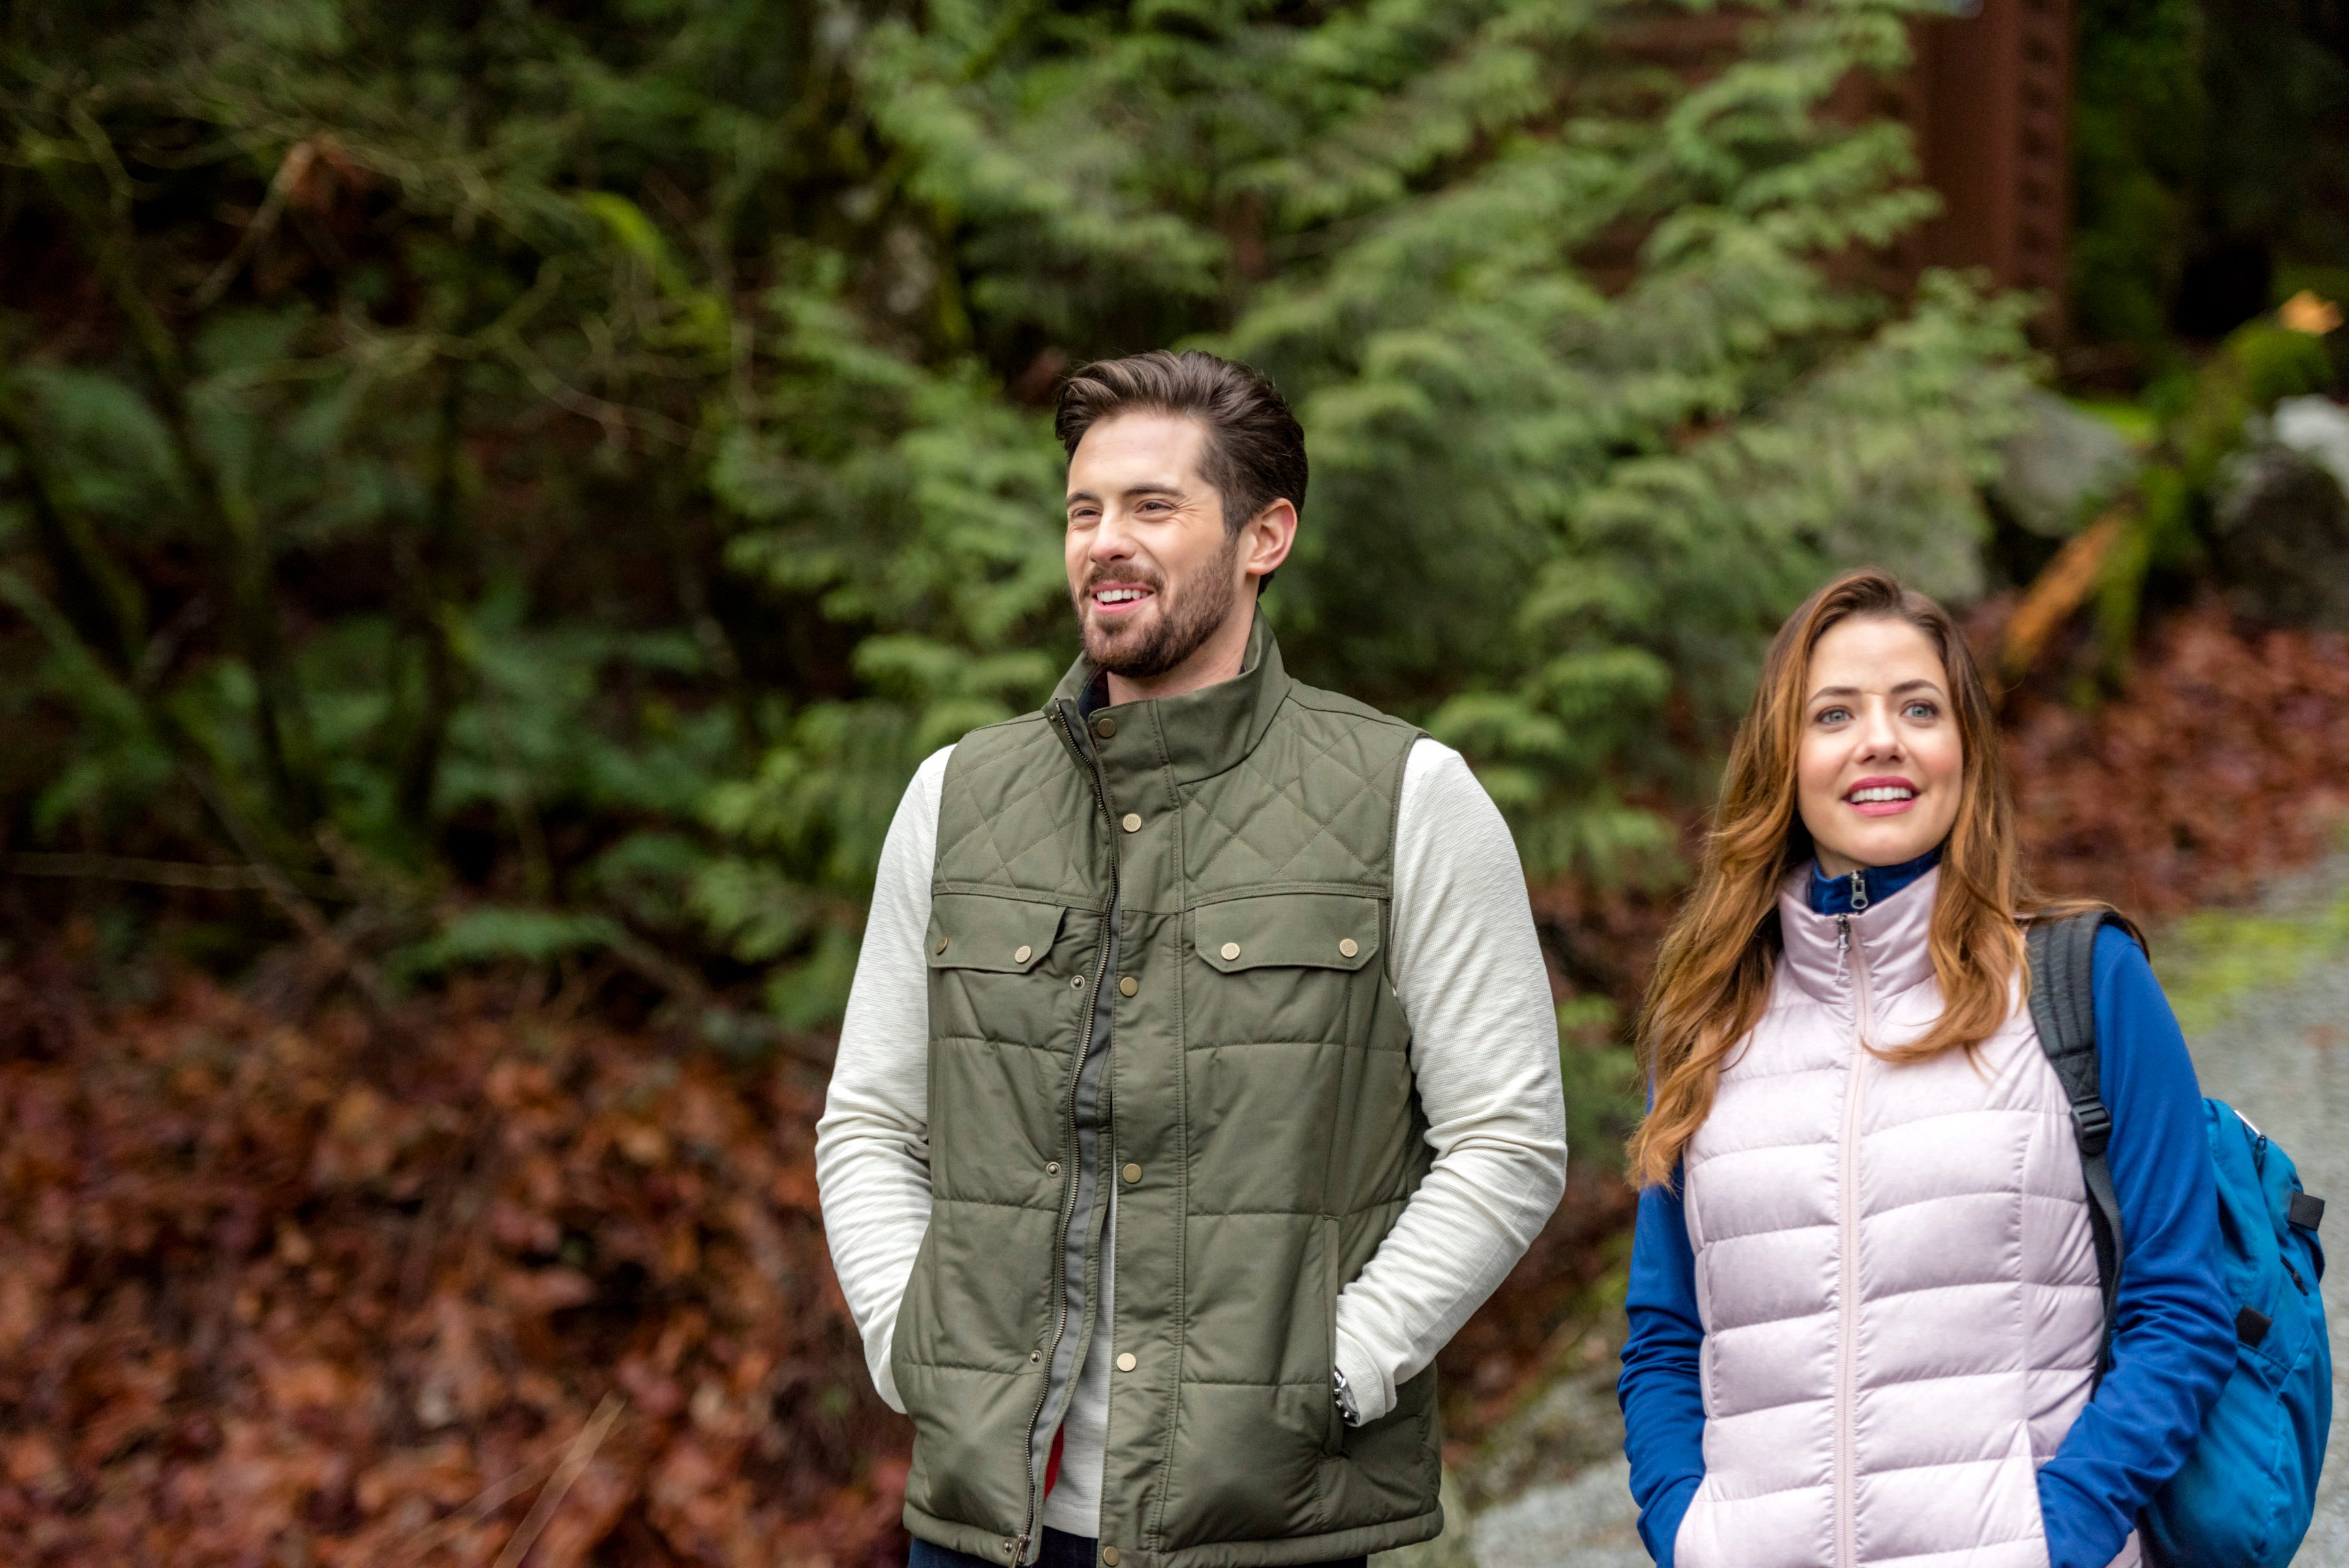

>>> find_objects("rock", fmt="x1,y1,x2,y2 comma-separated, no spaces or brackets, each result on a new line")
2273,395,2349,495
1992,390,2142,539
2210,408,2349,630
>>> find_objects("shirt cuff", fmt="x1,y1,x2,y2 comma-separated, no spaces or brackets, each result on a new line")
871,1295,908,1413
1333,1323,1389,1425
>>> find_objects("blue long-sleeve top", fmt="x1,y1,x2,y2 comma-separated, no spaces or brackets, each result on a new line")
1617,854,2234,1568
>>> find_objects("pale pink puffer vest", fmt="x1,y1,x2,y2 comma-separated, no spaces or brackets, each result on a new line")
1674,869,2136,1568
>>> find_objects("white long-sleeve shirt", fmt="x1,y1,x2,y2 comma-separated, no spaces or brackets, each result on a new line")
816,736,1566,1536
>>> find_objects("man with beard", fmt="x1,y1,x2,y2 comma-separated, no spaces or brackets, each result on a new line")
818,350,1565,1568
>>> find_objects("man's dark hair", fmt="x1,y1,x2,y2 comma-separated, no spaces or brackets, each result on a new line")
1055,350,1308,534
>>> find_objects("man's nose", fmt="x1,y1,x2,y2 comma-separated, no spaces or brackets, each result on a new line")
1090,509,1138,562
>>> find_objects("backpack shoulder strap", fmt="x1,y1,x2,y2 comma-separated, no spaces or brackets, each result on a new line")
2025,909,2134,1377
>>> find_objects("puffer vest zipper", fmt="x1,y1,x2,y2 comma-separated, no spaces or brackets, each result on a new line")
1672,868,2136,1568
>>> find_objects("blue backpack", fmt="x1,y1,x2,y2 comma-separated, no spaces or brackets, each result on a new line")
2027,912,2331,1568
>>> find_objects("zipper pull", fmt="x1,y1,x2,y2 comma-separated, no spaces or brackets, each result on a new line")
1836,912,1851,956
1849,867,1869,913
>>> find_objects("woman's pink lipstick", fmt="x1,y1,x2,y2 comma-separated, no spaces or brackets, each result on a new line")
1843,775,1918,818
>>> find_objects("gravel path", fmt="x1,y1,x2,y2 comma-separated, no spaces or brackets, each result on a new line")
2168,853,2349,1560
1393,851,2349,1568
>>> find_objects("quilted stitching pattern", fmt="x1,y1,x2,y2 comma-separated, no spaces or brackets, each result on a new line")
1184,706,1411,892
1674,871,2106,1568
909,664,1439,1561
932,716,1098,902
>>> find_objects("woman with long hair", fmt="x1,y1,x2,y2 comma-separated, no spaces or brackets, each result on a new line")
1616,570,2234,1568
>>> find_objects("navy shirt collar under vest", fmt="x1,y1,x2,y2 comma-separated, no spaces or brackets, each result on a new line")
1807,843,1944,915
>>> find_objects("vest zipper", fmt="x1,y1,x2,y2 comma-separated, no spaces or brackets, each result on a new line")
1849,867,1869,913
1018,703,1123,1563
1834,910,1870,1568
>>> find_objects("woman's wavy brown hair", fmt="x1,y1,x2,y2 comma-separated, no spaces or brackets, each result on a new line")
1626,568,2104,1190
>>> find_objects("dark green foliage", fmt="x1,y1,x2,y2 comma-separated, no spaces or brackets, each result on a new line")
0,0,2033,1028
2070,0,2349,362
2068,0,2203,358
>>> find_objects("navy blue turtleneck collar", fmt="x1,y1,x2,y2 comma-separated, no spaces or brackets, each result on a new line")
1807,843,1944,915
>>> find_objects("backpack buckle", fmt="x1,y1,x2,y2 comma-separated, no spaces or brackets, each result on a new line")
2072,1101,2112,1157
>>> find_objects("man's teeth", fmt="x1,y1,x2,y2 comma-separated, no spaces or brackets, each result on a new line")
1097,587,1149,604
1849,786,1914,803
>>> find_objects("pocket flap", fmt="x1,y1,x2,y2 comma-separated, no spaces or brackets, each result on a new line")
1196,893,1381,974
927,894,1066,974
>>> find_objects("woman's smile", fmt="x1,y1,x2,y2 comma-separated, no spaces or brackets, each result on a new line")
1842,775,1918,817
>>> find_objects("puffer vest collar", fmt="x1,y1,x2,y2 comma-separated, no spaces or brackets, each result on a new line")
1048,610,1293,791
1775,860,1940,1015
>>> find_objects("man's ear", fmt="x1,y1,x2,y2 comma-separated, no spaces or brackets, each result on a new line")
1240,497,1297,589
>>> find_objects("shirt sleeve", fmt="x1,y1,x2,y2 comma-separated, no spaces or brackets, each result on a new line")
2034,924,2235,1568
1619,1175,1706,1567
814,745,955,1413
1330,738,1569,1424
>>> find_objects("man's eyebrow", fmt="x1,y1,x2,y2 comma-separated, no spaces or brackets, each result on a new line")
1066,480,1187,507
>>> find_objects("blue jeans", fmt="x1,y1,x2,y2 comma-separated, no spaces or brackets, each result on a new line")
910,1528,1368,1568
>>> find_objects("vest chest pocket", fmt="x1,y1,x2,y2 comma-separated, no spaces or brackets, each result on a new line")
925,892,1066,974
1192,892,1383,1048
925,893,1071,1051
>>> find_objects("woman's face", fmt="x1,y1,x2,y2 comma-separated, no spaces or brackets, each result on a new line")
1796,615,1964,877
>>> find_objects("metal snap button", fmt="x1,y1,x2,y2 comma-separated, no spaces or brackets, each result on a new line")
1122,1163,1142,1184
1115,1352,1137,1372
1339,938,1360,959
935,937,949,954
1118,976,1138,997
1101,1550,1121,1567
1047,1161,1060,1175
1122,812,1141,832
1015,944,1032,963
1220,942,1240,961
1071,975,1084,989
1093,715,1117,739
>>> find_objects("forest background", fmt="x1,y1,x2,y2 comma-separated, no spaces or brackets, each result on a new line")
1,0,2347,1563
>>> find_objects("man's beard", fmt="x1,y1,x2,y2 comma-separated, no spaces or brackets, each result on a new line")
1074,534,1242,680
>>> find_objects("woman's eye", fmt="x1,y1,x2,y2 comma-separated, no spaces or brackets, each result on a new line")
1903,701,1938,720
1816,706,1850,725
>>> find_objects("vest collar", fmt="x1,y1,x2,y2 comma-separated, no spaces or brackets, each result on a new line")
1048,609,1293,788
1777,863,1941,1005
1805,844,1943,915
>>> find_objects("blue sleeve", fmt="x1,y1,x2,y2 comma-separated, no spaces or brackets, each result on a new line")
2034,926,2235,1568
1618,1173,1706,1567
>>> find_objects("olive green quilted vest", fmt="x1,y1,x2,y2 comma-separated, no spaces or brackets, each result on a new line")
892,615,1441,1567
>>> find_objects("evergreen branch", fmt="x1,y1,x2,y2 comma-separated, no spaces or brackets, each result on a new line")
26,128,323,830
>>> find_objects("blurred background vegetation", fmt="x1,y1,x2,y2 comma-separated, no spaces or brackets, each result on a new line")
2,1,2348,1563
0,0,2053,1035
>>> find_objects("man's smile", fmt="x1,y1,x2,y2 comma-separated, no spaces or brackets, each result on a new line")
1090,582,1158,617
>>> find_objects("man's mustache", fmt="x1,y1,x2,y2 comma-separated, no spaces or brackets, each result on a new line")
1081,569,1165,596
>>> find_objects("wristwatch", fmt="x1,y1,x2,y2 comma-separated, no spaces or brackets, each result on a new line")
1332,1365,1362,1426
